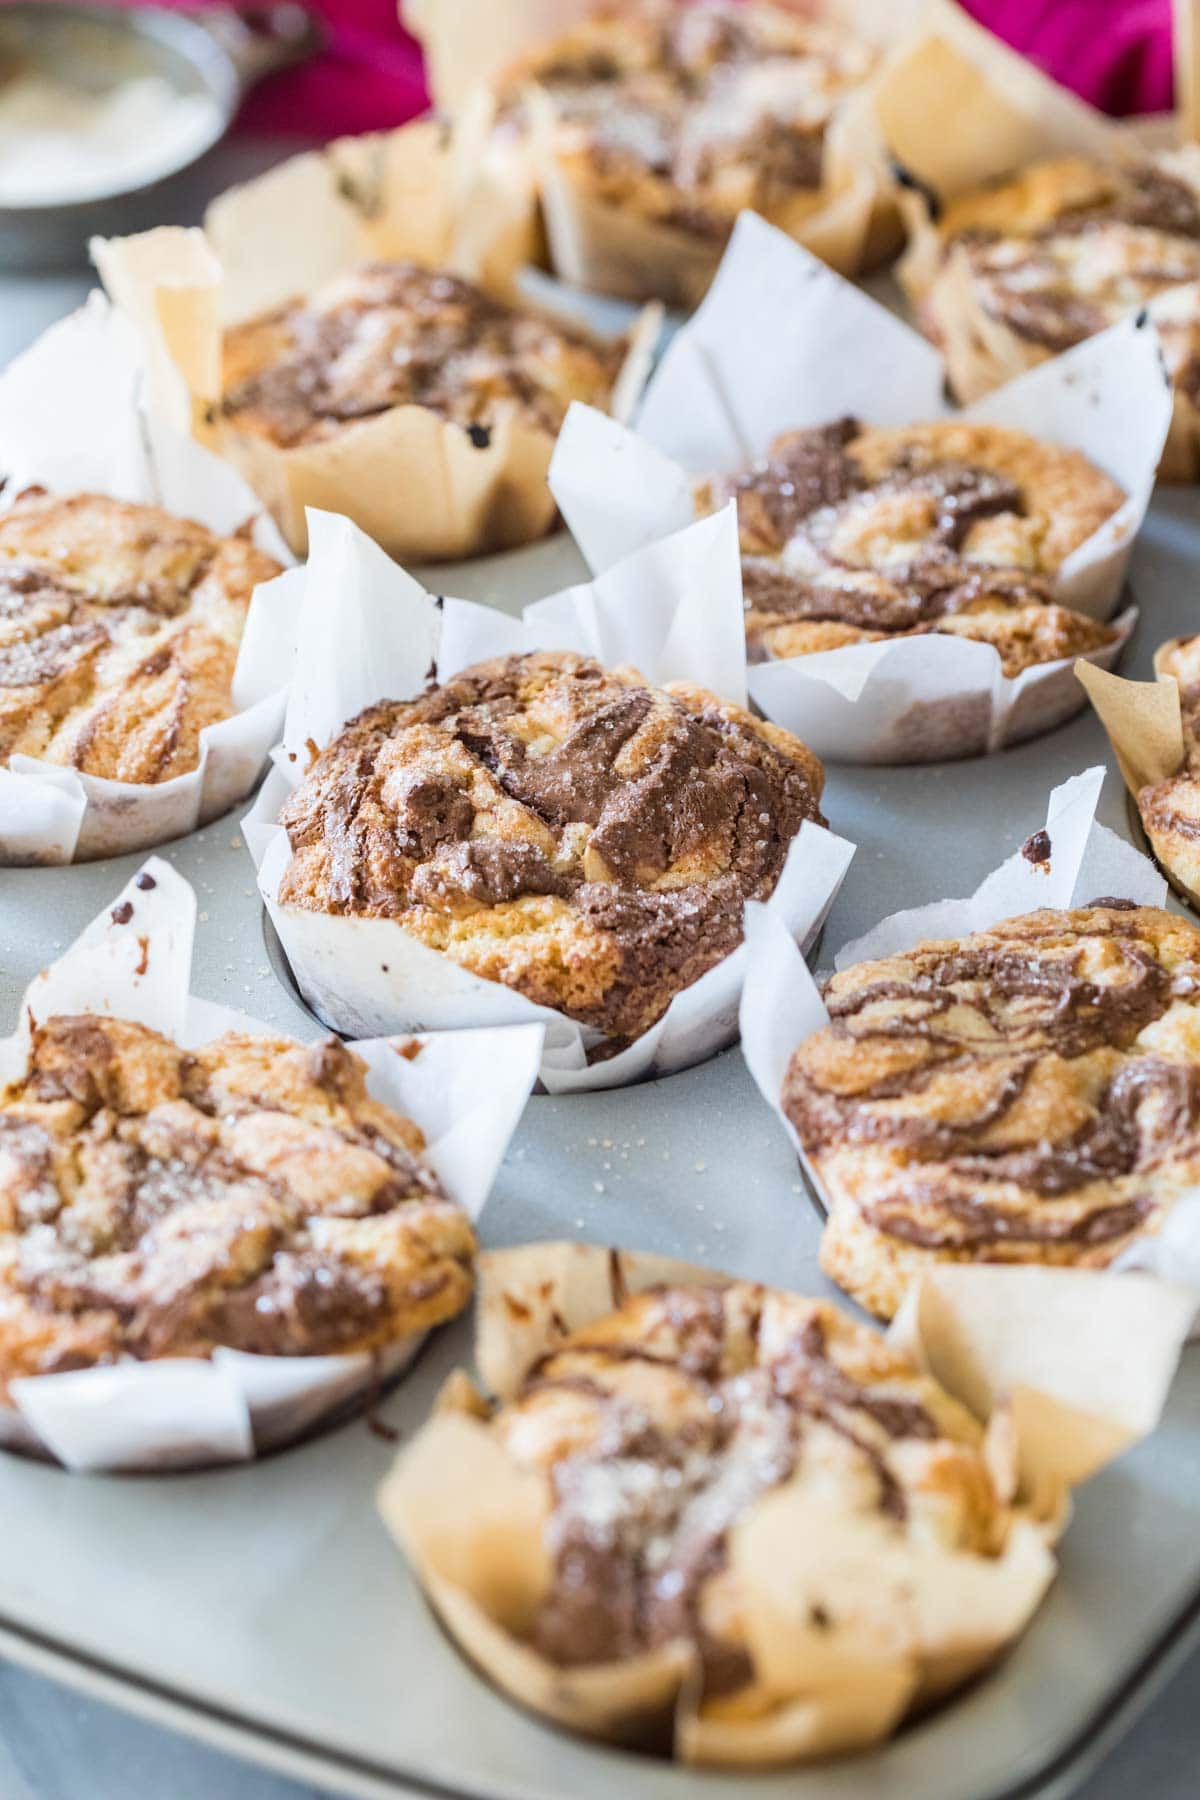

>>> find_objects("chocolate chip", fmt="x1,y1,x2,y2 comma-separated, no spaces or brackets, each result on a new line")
110,901,134,925
1021,829,1052,865
135,872,157,890
466,423,492,449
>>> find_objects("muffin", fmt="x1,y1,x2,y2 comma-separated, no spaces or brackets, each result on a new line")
217,260,632,560
0,1013,475,1392
1135,635,1200,902
0,488,281,786
380,1244,1073,1765
695,417,1126,669
905,150,1200,481
496,0,880,303
276,650,826,1051
782,903,1200,1319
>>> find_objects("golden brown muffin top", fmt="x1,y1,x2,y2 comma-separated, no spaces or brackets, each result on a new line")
0,488,281,785
696,417,1124,671
277,650,825,1049
486,1278,1000,1686
0,1013,475,1389
499,0,875,238
934,152,1200,354
784,903,1200,1273
220,260,627,450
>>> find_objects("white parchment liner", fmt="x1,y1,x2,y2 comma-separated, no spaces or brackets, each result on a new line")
549,213,1168,763
0,293,298,865
377,1238,1194,1766
243,506,855,1093
92,117,658,564
406,0,911,309
737,765,1200,1321
0,857,543,1472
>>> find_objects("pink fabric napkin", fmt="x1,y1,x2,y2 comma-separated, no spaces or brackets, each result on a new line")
79,1,1176,137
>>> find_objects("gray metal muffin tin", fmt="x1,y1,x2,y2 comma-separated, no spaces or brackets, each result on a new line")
3,392,1200,1800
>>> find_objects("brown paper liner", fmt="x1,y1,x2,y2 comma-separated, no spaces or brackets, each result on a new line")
93,119,656,562
1076,653,1199,906
378,1241,1190,1767
409,0,917,304
867,4,1200,476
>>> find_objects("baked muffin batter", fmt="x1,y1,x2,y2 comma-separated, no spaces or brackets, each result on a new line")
782,903,1200,1318
0,1013,475,1391
499,1,876,247
452,1278,1003,1698
0,488,281,785
277,651,825,1049
221,260,628,450
695,417,1125,668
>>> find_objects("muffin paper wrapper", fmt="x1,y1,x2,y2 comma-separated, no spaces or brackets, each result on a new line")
243,506,855,1093
406,0,905,307
0,858,543,1472
376,1239,1192,1766
550,213,1167,763
91,120,658,564
737,764,1200,1321
0,294,297,865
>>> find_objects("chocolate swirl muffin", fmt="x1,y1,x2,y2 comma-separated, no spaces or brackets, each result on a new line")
221,260,627,452
277,651,825,1050
0,1014,475,1393
783,904,1200,1319
498,1,876,254
448,1278,1002,1702
908,151,1200,479
1136,635,1200,903
695,418,1124,669
0,489,280,785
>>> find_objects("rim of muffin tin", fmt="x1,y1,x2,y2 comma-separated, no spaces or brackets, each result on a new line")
261,905,827,1090
1125,788,1200,918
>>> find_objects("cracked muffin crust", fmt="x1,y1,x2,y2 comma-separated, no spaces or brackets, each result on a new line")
694,418,1125,669
1136,635,1200,903
0,1015,475,1393
498,0,876,249
276,650,826,1051
782,903,1200,1319
0,489,281,785
220,260,628,452
464,1277,1001,1697
909,151,1200,477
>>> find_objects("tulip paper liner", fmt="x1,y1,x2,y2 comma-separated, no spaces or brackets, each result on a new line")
91,116,660,566
376,1239,1193,1767
242,506,855,1094
0,857,543,1473
1077,655,1200,909
0,293,298,865
406,0,906,309
737,764,1200,1324
548,212,1168,763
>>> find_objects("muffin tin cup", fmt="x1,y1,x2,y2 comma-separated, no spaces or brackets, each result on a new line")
0,294,297,866
0,857,543,1473
548,214,1172,763
243,505,855,1093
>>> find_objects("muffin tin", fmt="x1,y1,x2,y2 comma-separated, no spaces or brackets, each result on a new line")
0,476,1198,1796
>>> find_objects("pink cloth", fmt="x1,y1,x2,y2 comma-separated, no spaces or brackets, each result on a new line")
962,0,1173,116
122,1,1174,137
